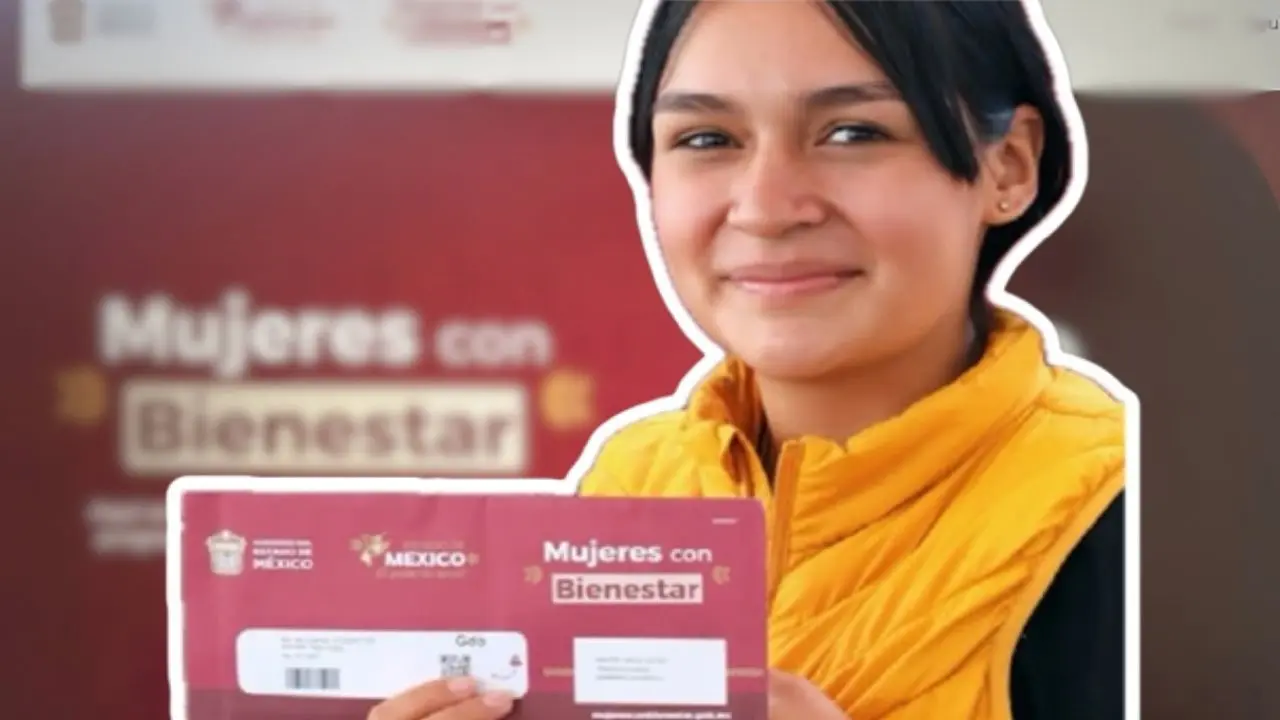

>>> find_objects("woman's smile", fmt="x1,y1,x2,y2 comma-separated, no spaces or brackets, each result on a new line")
720,262,863,302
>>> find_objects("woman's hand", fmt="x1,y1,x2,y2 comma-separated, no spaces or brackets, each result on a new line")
769,669,848,720
367,677,515,720
366,670,840,720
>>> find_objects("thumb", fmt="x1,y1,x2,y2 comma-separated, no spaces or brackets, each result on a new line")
769,668,803,691
767,669,800,713
767,669,847,720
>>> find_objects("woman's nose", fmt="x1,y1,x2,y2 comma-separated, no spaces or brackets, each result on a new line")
726,146,826,239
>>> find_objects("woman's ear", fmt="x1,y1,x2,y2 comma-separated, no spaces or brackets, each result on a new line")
982,104,1044,226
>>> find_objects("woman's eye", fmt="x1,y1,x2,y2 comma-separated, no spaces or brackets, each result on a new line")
674,131,733,150
825,124,886,144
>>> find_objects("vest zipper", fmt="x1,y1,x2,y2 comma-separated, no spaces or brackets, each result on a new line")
766,443,803,609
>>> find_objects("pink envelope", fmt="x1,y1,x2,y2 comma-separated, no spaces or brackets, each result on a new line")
174,489,767,720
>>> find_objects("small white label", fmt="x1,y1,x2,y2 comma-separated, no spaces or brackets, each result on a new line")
572,637,727,707
236,629,529,699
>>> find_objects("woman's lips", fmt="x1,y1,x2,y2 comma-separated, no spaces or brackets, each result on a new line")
725,270,860,298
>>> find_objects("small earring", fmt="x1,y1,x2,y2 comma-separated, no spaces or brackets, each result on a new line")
997,199,1011,212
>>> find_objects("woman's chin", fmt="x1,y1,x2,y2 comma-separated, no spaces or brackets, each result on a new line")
713,317,879,381
733,341,854,383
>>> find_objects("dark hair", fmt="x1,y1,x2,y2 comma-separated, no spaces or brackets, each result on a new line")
627,0,1073,344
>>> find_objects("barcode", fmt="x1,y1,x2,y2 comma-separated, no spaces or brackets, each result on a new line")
284,667,341,690
440,654,471,678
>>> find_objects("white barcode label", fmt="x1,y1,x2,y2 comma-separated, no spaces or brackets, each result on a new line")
236,629,528,700
285,667,340,690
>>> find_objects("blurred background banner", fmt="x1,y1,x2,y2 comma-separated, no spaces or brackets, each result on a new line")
2,1,1279,719
1,90,701,717
20,0,1280,91
21,0,639,90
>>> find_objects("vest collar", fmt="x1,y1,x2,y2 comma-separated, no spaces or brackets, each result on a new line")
682,309,1052,555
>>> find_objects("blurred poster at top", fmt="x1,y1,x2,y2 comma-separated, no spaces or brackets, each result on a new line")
20,0,637,90
19,0,1280,92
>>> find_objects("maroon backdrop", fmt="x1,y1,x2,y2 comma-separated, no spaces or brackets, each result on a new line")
0,89,701,718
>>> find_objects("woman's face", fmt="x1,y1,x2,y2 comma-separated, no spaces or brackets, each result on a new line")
649,1,1036,382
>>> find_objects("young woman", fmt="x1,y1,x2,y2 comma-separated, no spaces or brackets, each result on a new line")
370,1,1127,719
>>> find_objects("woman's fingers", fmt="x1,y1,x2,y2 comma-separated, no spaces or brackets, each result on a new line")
367,677,512,720
429,691,517,720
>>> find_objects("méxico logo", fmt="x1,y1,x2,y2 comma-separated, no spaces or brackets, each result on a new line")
351,533,480,579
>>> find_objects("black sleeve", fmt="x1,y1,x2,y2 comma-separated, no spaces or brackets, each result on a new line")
1008,492,1124,720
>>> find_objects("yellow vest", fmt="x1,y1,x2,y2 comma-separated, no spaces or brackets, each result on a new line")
577,310,1126,719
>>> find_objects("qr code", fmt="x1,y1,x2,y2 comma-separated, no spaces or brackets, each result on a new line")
439,654,471,678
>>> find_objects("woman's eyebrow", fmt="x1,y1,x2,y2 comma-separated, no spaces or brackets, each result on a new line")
653,81,899,115
653,90,735,114
805,81,899,109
